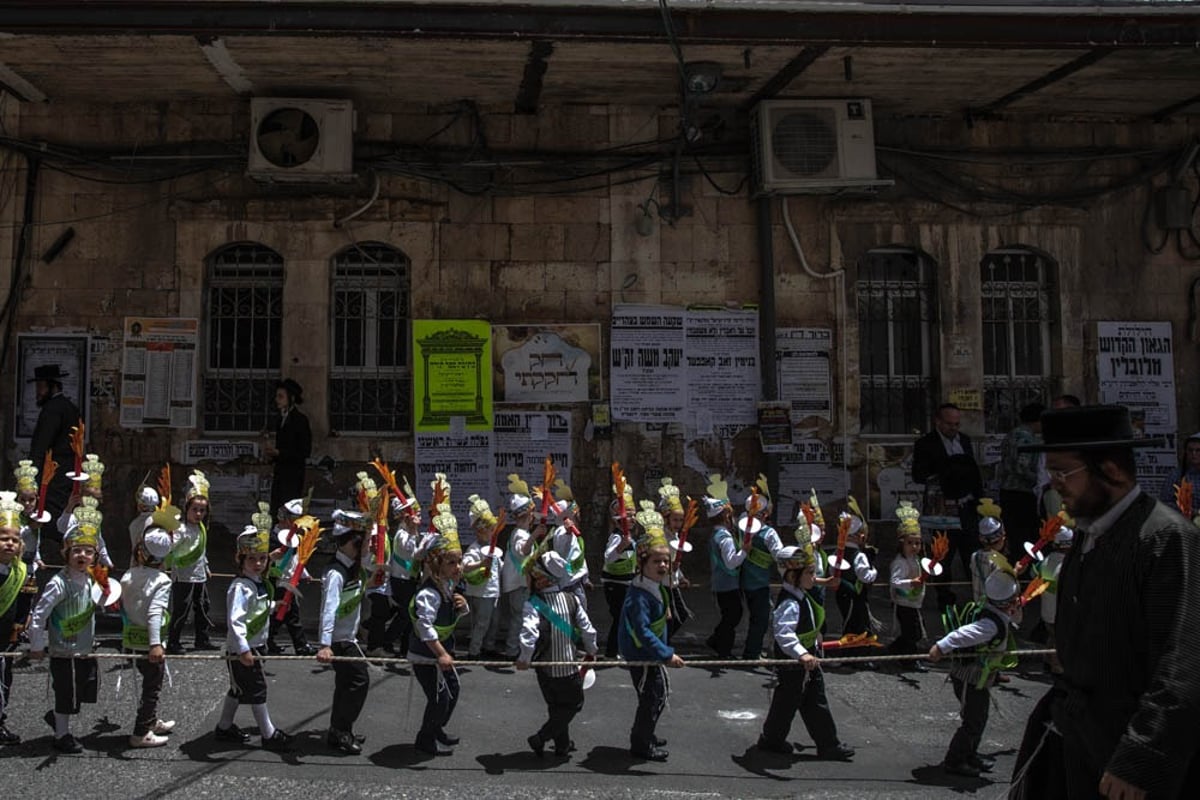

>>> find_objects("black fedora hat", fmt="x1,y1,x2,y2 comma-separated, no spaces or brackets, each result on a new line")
276,378,304,405
28,364,69,383
1019,405,1165,452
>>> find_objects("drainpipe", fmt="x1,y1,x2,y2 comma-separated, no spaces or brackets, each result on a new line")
756,196,778,519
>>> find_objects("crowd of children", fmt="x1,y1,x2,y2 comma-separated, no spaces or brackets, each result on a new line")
0,452,1082,778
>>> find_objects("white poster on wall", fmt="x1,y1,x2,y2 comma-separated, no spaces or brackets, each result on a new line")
685,309,760,428
778,442,847,524
414,431,496,518
496,329,595,403
776,327,832,424
610,305,686,423
120,317,199,428
493,409,572,498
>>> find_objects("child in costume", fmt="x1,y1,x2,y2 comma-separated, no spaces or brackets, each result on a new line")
166,471,215,653
356,473,395,657
618,502,685,762
12,461,45,640
834,499,878,650
517,550,598,758
602,477,637,658
545,480,589,610
659,477,693,636
266,499,316,656
757,543,856,761
128,484,159,568
29,507,116,753
704,475,748,659
216,516,293,752
121,514,177,748
408,503,467,756
739,476,785,660
971,499,1013,603
1037,521,1073,674
385,490,422,657
0,493,28,745
887,501,928,670
316,509,372,754
462,494,503,659
485,475,534,659
928,570,1022,778
57,454,113,568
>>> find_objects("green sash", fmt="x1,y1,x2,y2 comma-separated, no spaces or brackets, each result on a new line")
122,611,171,650
53,599,95,639
798,593,826,650
245,581,274,639
529,594,580,642
569,537,586,573
0,560,28,618
167,524,207,570
746,546,773,570
624,586,669,649
603,549,636,576
335,574,365,619
407,594,457,641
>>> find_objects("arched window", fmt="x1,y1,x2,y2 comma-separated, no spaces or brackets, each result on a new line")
856,247,938,435
981,246,1054,433
203,242,284,433
329,242,412,433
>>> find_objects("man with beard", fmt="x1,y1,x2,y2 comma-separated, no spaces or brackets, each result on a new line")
1011,405,1200,799
27,364,81,527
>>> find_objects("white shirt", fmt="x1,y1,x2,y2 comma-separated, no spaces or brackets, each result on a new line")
852,548,878,584
889,554,925,608
29,569,95,655
463,538,503,598
935,606,1012,653
940,432,965,456
772,583,818,660
128,511,153,567
714,526,749,570
551,525,588,587
500,527,532,593
226,575,273,653
318,552,362,646
518,587,598,677
389,527,419,580
169,521,208,584
409,581,466,663
120,566,172,649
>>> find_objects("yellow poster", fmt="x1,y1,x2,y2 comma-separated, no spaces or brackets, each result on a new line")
412,319,493,431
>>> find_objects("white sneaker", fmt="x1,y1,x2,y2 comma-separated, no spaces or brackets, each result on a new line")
152,719,176,735
129,731,169,748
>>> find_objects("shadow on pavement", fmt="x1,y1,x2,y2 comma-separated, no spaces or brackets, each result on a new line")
577,745,658,776
910,763,992,792
476,749,573,774
730,745,803,782
368,741,438,769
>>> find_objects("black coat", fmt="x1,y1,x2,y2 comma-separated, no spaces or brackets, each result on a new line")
270,407,311,515
1052,491,1200,795
28,392,81,522
911,429,983,503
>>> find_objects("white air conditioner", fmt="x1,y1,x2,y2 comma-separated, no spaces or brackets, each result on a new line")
751,98,885,194
248,98,355,182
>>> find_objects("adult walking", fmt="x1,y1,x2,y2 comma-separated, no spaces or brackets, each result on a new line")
1011,405,1200,799
266,379,311,519
912,402,982,609
27,364,82,529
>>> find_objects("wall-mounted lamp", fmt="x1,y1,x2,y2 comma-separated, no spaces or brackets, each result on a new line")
683,61,722,95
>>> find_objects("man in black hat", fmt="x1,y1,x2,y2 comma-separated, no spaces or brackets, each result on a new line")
27,364,81,526
1011,405,1200,799
266,379,310,518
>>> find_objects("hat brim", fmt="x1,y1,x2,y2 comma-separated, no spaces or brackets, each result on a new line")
1019,436,1166,452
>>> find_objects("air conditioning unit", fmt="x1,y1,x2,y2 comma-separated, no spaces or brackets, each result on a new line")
751,98,886,194
248,98,355,182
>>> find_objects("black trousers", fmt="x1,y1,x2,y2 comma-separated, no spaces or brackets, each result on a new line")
761,665,840,750
267,578,308,649
167,581,211,647
742,586,772,659
413,662,460,746
946,676,990,765
226,651,269,705
386,577,417,653
329,642,370,732
887,605,924,655
602,581,629,657
0,635,13,722
709,589,743,657
535,670,584,747
836,584,871,636
627,664,668,752
364,593,395,651
133,655,165,736
930,513,977,611
1000,489,1040,564
50,656,98,714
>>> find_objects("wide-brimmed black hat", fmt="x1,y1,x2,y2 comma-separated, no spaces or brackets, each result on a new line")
28,364,69,383
1019,405,1165,452
276,378,304,404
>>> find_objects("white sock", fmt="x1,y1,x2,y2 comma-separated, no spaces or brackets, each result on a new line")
218,696,238,729
54,712,70,738
251,704,276,739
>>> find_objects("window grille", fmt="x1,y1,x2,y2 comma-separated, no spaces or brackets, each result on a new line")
857,248,937,435
204,243,283,433
982,247,1054,433
330,242,412,434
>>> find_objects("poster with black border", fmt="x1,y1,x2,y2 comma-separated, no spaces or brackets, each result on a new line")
14,333,90,443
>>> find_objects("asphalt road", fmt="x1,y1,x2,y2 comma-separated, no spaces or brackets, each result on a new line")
0,584,1044,800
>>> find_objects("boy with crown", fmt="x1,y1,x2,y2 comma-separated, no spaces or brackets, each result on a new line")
887,501,928,670
658,477,693,636
484,474,535,659
128,482,160,568
57,454,113,568
11,460,45,638
833,497,878,660
266,499,316,657
317,506,372,754
544,479,589,610
462,493,504,659
972,498,1013,603
120,500,178,749
385,483,422,658
756,543,855,761
602,472,638,658
409,491,468,756
618,502,685,762
215,509,294,752
705,474,749,659
739,475,786,660
518,549,598,758
0,492,28,745
354,472,395,657
166,470,215,653
29,500,118,753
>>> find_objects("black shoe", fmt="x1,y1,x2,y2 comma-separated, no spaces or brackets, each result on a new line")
968,753,996,772
415,736,451,756
165,644,185,655
756,736,794,754
263,730,294,752
527,733,544,757
192,641,219,651
327,729,362,755
265,643,285,656
553,740,577,757
630,746,669,762
214,723,252,744
294,644,318,657
943,759,982,778
0,723,20,746
437,731,460,746
53,733,83,754
818,743,856,761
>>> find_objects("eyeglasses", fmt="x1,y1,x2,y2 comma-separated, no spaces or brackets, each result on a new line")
1048,464,1088,483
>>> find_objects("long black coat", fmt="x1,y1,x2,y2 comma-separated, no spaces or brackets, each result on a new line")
1051,491,1200,795
270,407,311,516
28,392,81,523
